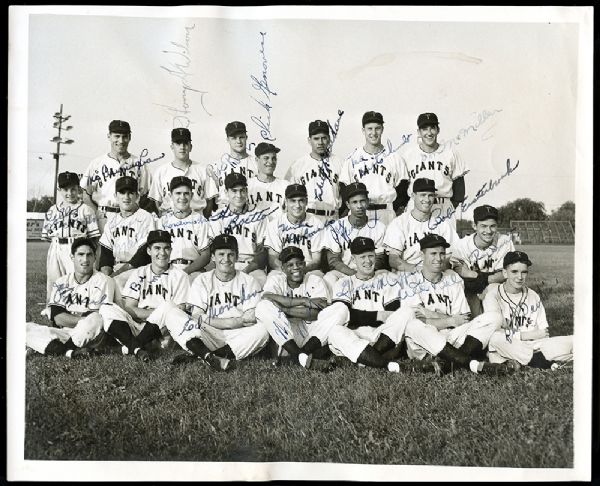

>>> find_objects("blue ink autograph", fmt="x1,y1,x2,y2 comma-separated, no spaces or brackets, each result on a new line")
51,282,108,308
443,109,503,149
313,109,345,202
87,149,166,187
250,31,277,141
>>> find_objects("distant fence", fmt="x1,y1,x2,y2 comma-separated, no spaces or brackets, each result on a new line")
27,213,46,240
510,220,574,244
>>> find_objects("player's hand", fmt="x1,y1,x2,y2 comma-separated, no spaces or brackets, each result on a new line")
452,314,470,326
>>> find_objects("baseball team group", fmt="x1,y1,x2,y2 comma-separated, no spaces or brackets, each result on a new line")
26,110,573,375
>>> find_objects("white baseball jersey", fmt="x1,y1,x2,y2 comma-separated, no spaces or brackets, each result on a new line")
286,154,343,212
332,271,401,314
122,264,190,309
42,202,100,239
148,161,218,213
265,212,326,262
483,283,548,335
383,211,458,265
209,154,259,207
263,272,328,300
321,217,386,266
340,147,407,204
247,176,288,217
401,142,466,199
49,271,115,313
452,233,515,273
209,206,268,257
99,208,156,263
400,269,470,316
189,270,262,319
158,210,211,262
81,153,151,207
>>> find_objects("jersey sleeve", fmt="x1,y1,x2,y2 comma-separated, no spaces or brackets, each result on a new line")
82,205,100,237
203,169,219,200
137,164,151,196
195,219,212,252
264,219,283,253
241,276,262,312
253,217,267,249
188,275,209,314
148,169,163,203
531,294,549,331
382,219,406,254
321,222,343,254
41,207,56,239
99,223,113,250
339,154,354,185
48,276,68,308
89,275,115,309
122,270,143,301
307,275,328,300
80,161,96,192
482,284,502,313
450,274,471,315
398,273,424,308
373,223,386,253
135,213,156,252
284,162,296,182
171,271,190,306
451,146,467,180
332,276,352,305
263,273,284,295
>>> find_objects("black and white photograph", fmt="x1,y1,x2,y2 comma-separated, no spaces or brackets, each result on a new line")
7,5,593,481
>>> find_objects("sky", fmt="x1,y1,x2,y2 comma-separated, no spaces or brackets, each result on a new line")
23,9,580,219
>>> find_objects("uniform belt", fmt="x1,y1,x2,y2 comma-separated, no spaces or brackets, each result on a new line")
56,237,76,244
100,206,120,213
368,203,388,210
171,258,194,265
307,208,336,217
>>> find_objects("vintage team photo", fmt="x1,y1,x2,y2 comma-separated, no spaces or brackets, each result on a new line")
9,5,592,482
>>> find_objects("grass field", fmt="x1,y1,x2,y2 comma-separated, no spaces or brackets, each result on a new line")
23,241,574,466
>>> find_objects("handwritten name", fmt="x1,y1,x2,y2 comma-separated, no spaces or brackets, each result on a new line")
51,282,108,308
250,32,277,141
443,109,503,149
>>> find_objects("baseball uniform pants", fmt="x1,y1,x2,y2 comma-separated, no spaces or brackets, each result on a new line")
26,313,104,354
488,332,573,365
46,240,75,302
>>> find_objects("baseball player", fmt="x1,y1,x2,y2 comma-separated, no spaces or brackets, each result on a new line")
80,120,151,233
255,246,338,369
246,142,288,219
339,111,408,226
42,171,100,304
172,234,269,366
98,176,156,291
397,233,516,375
383,178,458,272
285,120,343,225
208,121,259,208
484,251,573,369
450,205,515,316
400,113,467,228
321,182,387,293
27,238,115,358
209,173,269,287
147,128,218,219
99,230,193,362
265,183,327,276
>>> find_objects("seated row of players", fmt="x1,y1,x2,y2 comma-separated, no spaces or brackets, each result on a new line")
28,230,573,375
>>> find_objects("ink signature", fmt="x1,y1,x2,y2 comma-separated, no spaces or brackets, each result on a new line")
250,32,276,141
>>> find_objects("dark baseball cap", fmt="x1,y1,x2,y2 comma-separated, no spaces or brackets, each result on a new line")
224,172,247,190
419,233,450,250
108,120,131,134
413,178,436,193
115,176,138,193
225,121,247,137
71,237,97,255
474,205,499,223
350,237,376,255
211,234,239,253
285,183,307,199
344,182,369,200
362,111,384,126
170,176,193,192
417,113,439,128
279,246,305,263
308,120,330,137
171,128,191,143
57,171,80,188
147,230,172,246
255,142,280,158
503,251,532,268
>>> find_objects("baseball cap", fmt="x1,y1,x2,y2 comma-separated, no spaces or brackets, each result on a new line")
255,142,280,158
362,111,384,126
115,176,138,193
419,233,450,250
108,120,131,134
279,246,305,263
71,237,97,255
57,171,80,188
308,120,330,136
169,175,193,192
503,251,532,268
473,205,499,223
412,178,436,193
225,121,247,137
171,128,191,143
285,183,307,199
211,234,239,253
147,230,172,246
224,172,248,190
344,182,369,200
417,113,439,128
350,237,376,255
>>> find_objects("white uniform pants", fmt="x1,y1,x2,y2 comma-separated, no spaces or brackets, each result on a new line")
46,240,74,302
327,303,407,363
26,313,104,354
402,308,502,360
255,299,339,348
488,332,573,365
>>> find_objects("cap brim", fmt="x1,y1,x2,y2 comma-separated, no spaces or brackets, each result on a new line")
286,192,307,199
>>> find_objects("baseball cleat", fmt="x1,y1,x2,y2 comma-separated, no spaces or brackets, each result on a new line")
478,361,515,376
550,361,572,371
388,359,443,376
202,353,234,372
170,351,197,366
298,353,336,372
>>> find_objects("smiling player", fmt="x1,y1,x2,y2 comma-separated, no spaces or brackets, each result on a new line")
246,142,288,218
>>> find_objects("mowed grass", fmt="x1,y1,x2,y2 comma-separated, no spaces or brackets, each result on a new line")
24,241,575,466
